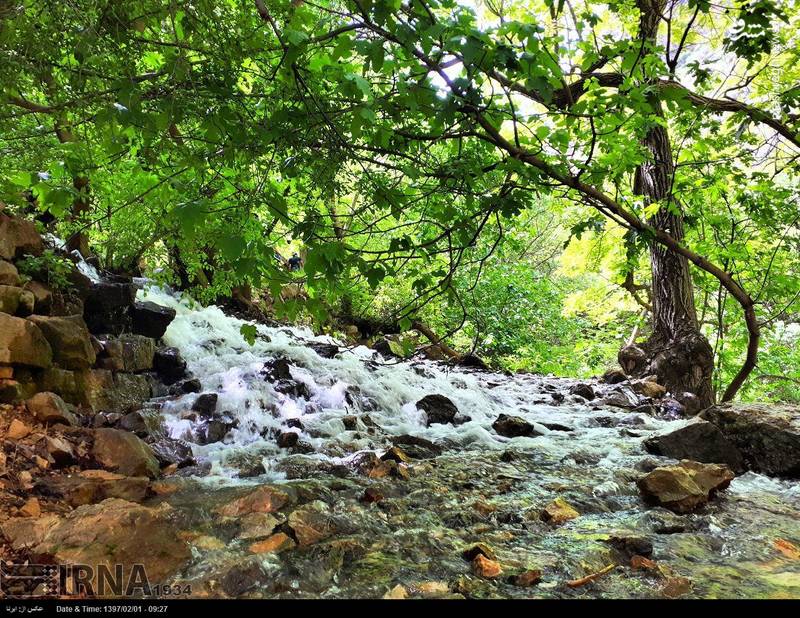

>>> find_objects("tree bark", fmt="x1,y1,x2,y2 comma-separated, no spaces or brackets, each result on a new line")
623,0,715,407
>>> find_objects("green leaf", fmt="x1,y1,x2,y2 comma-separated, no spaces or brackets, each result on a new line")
240,324,258,346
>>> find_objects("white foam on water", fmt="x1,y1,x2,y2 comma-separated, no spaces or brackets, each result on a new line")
136,285,800,510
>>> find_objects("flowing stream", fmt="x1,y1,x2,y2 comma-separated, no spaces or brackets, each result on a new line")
136,285,800,599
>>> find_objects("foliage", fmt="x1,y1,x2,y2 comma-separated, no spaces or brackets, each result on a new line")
0,0,799,400
15,250,75,292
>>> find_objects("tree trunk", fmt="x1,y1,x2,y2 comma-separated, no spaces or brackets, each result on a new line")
620,0,715,408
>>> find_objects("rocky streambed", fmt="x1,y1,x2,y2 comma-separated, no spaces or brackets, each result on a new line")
0,208,799,599
33,287,800,599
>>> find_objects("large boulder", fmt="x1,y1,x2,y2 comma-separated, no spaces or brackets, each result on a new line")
98,334,155,373
131,300,176,339
637,460,734,513
700,403,800,478
37,368,152,411
26,391,78,426
0,498,190,593
0,260,20,286
644,419,744,472
83,281,136,335
0,313,52,368
24,281,53,314
92,428,160,478
0,212,43,259
0,284,34,315
416,394,459,426
27,314,96,369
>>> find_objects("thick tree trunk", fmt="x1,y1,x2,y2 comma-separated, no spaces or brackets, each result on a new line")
620,0,715,408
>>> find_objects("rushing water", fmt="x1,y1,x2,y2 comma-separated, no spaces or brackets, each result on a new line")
135,285,800,599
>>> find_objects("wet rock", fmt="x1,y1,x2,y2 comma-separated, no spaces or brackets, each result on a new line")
285,418,304,430
644,419,744,472
154,347,187,385
700,403,800,477
36,472,150,506
237,513,284,540
263,357,292,381
637,460,734,513
551,391,565,403
0,313,52,368
570,383,595,400
131,300,175,339
540,497,580,524
169,377,201,395
286,500,337,547
0,212,43,259
342,415,358,430
416,394,459,426
192,392,218,418
368,459,410,480
381,446,410,463
361,487,384,503
26,392,77,426
660,397,686,417
631,378,667,399
492,413,541,438
638,509,691,534
460,353,490,370
249,532,295,554
218,485,292,517
149,437,194,468
600,387,640,408
274,379,310,399
309,342,339,358
277,431,299,449
392,434,442,459
473,554,503,578
92,428,160,478
384,584,408,599
27,315,96,369
220,561,271,597
199,418,232,444
462,542,496,561
83,281,136,335
0,498,190,594
512,569,542,587
118,411,149,437
602,368,628,384
630,555,658,571
605,534,653,558
540,421,573,432
0,260,19,286
675,391,703,416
